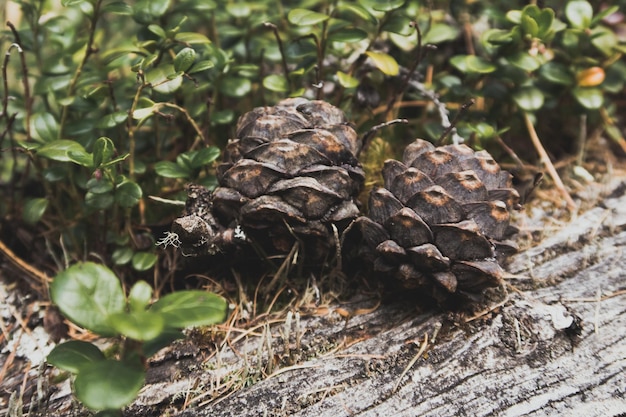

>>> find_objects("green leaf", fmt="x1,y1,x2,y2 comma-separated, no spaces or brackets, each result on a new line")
521,14,539,37
190,146,220,168
381,15,414,36
288,9,330,26
572,87,603,109
219,76,252,97
591,6,619,26
50,262,125,336
263,74,289,92
115,180,142,208
188,60,215,74
145,65,183,94
23,198,48,224
450,55,497,74
142,329,184,357
47,341,105,374
423,23,460,44
513,87,545,111
507,52,541,72
565,0,593,29
539,62,574,85
74,359,145,410
85,192,114,210
151,290,227,328
112,246,134,266
87,177,114,194
211,109,235,125
109,310,164,340
506,10,522,24
536,8,556,38
328,28,368,43
336,71,359,88
590,26,617,57
30,113,59,143
131,252,157,271
154,161,190,178
174,47,197,72
133,0,170,24
93,137,115,168
96,111,128,129
226,3,250,18
147,24,166,39
128,281,153,312
67,149,94,167
335,4,377,25
174,32,211,45
102,1,133,15
365,51,399,76
361,0,406,12
37,140,88,162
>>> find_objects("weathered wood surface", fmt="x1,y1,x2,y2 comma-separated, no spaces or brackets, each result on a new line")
33,179,626,417
120,180,626,417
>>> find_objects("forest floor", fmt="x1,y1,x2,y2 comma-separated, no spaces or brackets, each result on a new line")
1,136,625,417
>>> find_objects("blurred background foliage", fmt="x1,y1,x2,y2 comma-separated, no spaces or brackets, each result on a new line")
1,0,625,287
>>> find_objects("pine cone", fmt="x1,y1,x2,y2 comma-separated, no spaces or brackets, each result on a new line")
173,98,364,259
355,139,520,303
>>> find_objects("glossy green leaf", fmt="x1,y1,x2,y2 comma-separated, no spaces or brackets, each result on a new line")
174,32,211,45
115,180,142,208
190,146,221,168
591,6,619,26
485,29,514,45
131,252,157,271
219,76,252,97
450,55,497,74
109,310,164,340
360,0,406,12
328,28,368,43
263,74,289,92
336,71,359,88
565,0,593,29
23,198,48,224
188,59,215,74
151,290,227,328
47,341,105,374
85,192,114,210
50,262,125,336
507,52,541,72
37,140,88,162
288,9,330,26
226,3,250,18
174,47,197,72
381,15,413,36
423,23,460,44
539,62,574,85
112,246,134,265
513,87,545,111
154,161,190,178
147,24,166,39
506,10,522,24
133,0,170,24
590,26,617,57
102,1,133,15
521,14,539,37
30,113,59,143
128,281,153,312
365,51,399,76
572,87,603,109
87,177,114,194
93,137,115,168
74,359,145,410
335,4,377,25
145,66,183,94
67,149,94,167
211,109,235,125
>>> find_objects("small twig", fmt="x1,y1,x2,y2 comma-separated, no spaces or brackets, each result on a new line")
393,333,428,393
436,98,475,145
264,22,291,92
6,23,32,140
522,112,577,212
360,118,408,157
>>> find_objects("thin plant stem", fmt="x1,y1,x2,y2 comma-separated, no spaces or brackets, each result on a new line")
59,0,104,138
523,112,576,212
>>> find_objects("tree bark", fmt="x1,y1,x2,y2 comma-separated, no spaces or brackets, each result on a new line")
41,179,626,417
